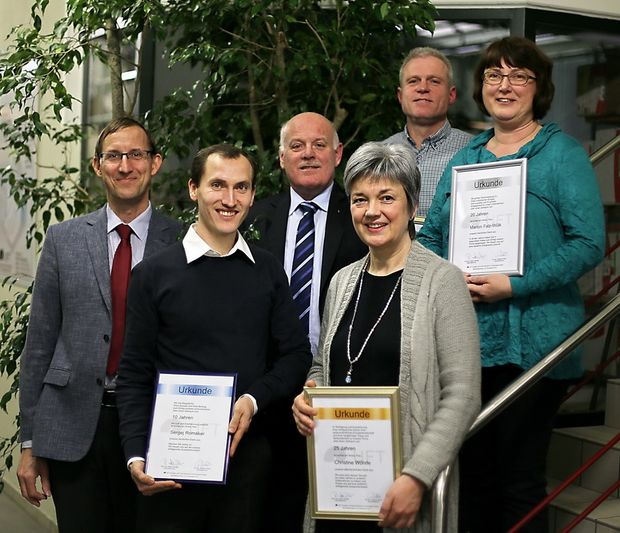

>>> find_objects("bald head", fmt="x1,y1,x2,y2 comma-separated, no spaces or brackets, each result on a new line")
278,112,343,200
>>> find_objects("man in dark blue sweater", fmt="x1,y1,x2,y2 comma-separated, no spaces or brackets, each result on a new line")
116,144,312,532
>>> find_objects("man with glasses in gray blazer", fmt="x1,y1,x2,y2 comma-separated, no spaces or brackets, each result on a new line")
17,117,182,533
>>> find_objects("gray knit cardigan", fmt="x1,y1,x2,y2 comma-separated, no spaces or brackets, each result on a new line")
304,241,481,533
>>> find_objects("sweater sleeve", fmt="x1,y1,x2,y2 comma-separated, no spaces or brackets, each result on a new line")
402,263,481,487
510,142,605,297
245,258,312,410
116,261,160,460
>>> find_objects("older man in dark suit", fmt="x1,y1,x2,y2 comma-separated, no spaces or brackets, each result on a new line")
17,117,182,533
247,112,367,532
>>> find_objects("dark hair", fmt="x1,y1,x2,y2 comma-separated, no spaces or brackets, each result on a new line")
473,36,555,120
190,144,258,187
343,142,420,239
94,116,158,157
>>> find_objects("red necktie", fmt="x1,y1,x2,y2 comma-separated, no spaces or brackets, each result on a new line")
107,224,132,376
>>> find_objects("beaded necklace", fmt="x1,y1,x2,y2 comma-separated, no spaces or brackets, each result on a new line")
345,266,403,384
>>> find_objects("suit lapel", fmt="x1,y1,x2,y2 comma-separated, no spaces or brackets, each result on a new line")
144,210,179,258
85,207,112,313
321,185,347,296
262,194,290,263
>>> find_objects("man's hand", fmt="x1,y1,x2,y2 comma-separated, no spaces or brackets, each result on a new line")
378,474,425,529
128,460,182,496
465,273,512,304
292,380,318,436
17,448,51,507
228,395,254,457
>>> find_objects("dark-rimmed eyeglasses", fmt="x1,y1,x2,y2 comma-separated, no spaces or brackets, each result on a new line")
99,150,153,163
483,71,537,86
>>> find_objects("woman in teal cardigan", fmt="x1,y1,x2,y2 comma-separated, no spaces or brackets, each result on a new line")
418,37,605,532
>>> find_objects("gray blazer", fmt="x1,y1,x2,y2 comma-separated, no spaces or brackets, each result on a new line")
19,206,182,462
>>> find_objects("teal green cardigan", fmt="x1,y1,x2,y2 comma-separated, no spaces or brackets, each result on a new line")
418,123,605,379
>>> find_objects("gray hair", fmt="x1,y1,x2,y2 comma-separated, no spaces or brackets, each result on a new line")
399,46,454,87
278,114,340,153
343,142,420,238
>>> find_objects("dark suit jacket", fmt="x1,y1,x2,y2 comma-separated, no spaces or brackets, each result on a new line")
245,184,367,315
19,206,182,462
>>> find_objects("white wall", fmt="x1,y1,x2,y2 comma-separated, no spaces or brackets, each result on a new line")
434,0,620,20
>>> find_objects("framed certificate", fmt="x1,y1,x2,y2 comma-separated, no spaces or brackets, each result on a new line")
448,158,527,275
145,372,236,484
305,386,401,520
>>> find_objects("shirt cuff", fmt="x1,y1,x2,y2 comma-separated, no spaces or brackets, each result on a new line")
240,393,258,415
127,456,145,470
21,440,33,449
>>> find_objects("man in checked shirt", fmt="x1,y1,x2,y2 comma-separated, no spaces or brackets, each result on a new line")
385,47,472,220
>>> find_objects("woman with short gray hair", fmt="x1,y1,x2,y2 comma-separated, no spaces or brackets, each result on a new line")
293,141,481,532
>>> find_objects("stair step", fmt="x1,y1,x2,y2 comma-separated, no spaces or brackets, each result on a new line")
606,379,620,429
548,426,620,495
548,480,620,531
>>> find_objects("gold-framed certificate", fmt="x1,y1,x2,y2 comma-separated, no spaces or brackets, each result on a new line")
305,386,401,520
448,158,527,275
145,371,236,484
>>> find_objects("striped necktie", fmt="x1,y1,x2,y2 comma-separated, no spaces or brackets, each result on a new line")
290,202,319,333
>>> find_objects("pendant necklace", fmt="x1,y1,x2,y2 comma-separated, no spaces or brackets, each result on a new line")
345,267,403,384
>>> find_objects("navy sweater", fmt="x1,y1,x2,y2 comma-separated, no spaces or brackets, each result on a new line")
116,242,312,459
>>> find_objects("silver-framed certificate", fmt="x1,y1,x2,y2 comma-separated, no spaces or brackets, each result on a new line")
448,158,527,275
305,386,401,520
145,372,236,484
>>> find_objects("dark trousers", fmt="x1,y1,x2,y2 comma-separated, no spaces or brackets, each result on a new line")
260,400,308,533
459,365,569,533
136,432,271,533
48,405,138,533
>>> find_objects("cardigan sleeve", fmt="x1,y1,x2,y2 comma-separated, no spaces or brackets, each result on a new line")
401,263,481,487
510,141,605,297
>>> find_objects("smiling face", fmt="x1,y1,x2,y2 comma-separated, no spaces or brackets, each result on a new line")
92,125,162,213
279,112,343,200
482,59,537,128
349,177,414,256
397,55,456,129
189,153,255,253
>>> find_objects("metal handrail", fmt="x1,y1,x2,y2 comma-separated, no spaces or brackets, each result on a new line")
591,134,620,167
431,292,620,531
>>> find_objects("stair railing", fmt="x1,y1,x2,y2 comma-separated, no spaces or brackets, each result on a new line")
431,293,620,531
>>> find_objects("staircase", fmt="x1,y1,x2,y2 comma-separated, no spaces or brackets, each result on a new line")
547,378,620,531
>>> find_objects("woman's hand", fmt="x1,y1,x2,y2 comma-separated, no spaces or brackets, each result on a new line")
378,474,425,529
465,273,512,303
292,379,318,436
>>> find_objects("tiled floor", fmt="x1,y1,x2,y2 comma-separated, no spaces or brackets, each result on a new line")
0,486,56,533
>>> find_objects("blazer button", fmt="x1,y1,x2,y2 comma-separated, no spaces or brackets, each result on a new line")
96,378,103,386
103,334,110,343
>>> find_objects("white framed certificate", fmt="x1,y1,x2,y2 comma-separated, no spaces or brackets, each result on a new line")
305,386,401,520
145,372,236,484
448,158,527,275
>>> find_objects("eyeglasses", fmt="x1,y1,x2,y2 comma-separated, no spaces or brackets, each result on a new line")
483,71,537,86
99,150,153,163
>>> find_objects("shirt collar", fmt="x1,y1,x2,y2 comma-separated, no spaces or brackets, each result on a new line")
288,182,333,216
106,202,152,241
404,120,451,149
182,224,255,264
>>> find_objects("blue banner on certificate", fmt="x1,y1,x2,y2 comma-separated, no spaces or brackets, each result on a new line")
145,372,236,484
